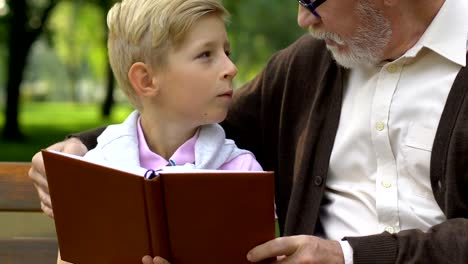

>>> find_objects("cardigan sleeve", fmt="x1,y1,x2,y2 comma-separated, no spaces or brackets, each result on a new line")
345,218,468,264
68,126,107,151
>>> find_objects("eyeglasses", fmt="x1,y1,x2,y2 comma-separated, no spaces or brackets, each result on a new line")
298,0,326,18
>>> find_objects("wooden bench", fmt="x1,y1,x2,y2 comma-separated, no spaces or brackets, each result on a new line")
0,162,58,263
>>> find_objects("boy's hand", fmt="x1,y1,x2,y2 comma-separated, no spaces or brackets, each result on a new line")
28,137,88,218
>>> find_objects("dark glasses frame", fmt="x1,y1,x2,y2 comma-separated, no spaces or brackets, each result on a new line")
298,0,326,17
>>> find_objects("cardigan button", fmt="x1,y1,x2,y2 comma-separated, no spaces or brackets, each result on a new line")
314,175,323,186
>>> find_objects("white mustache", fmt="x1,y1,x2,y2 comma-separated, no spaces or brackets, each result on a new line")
309,29,346,46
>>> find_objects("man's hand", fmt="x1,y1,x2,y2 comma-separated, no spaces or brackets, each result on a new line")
247,235,345,264
28,137,88,218
142,256,170,264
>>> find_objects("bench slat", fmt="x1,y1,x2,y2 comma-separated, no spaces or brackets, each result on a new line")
0,161,58,263
0,237,58,263
0,162,41,212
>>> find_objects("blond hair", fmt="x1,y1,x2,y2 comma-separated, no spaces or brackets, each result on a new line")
107,0,229,108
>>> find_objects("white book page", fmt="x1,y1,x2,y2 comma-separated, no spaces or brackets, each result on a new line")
44,149,149,177
45,149,269,178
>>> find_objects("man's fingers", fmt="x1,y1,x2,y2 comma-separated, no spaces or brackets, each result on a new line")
141,256,170,264
153,256,171,264
41,201,54,218
30,152,54,218
47,141,67,151
29,168,49,191
61,137,88,156
29,139,87,195
28,138,88,219
35,185,52,206
141,255,153,264
247,237,300,262
30,152,46,177
35,182,53,218
29,140,65,189
38,186,54,219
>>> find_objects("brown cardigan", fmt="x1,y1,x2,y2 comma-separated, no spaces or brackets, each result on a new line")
76,35,468,263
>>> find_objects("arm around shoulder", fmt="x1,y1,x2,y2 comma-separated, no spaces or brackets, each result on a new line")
220,153,263,171
67,126,107,150
345,218,468,263
28,137,91,218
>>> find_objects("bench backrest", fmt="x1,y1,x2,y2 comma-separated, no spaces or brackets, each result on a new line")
0,162,41,212
0,162,58,263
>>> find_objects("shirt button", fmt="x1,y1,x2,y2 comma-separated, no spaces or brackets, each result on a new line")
381,180,392,188
314,175,323,186
387,64,399,73
385,226,395,234
375,122,385,131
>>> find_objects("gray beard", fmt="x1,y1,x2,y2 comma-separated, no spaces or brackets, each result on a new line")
309,0,392,69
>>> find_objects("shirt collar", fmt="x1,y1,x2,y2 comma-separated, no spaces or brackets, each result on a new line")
137,118,198,170
405,0,468,66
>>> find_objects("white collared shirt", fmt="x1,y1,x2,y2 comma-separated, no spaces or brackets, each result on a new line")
323,0,468,261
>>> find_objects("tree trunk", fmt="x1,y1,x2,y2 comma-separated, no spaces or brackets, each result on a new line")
101,63,115,119
2,0,28,140
1,0,58,140
100,1,115,119
3,47,29,140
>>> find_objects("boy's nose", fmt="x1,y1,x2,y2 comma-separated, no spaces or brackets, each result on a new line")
223,58,237,80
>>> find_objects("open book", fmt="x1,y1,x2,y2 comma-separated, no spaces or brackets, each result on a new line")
42,149,275,264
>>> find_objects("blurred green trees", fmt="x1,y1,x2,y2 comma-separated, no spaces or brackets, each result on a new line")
0,0,304,140
1,0,59,140
226,0,303,82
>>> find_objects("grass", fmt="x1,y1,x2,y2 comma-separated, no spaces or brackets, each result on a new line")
0,102,133,161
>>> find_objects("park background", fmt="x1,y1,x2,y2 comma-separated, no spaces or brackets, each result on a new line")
0,0,306,162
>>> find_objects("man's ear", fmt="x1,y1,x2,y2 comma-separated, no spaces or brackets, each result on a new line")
128,62,158,96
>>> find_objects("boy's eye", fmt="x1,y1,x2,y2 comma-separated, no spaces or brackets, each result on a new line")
225,50,231,57
198,51,211,59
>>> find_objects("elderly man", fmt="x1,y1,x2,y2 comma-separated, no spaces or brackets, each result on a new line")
30,0,468,263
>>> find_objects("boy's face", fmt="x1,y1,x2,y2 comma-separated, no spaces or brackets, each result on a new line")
153,14,237,127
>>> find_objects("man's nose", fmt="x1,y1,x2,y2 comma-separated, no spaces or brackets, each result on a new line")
297,5,320,29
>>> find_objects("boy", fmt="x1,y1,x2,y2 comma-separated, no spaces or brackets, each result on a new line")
58,0,262,262
84,0,262,172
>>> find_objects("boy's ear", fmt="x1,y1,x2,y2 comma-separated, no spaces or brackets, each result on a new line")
128,62,158,96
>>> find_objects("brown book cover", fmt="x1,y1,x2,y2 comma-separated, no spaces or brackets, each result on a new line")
42,149,275,264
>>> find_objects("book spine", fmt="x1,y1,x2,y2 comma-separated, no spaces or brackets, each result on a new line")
143,177,171,260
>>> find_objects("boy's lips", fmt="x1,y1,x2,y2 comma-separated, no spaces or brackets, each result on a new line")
218,90,233,98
